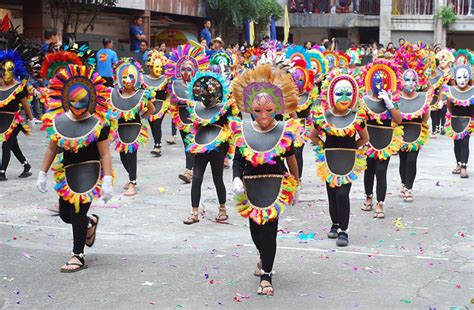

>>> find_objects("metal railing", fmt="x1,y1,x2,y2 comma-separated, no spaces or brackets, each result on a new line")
288,0,380,15
392,0,473,15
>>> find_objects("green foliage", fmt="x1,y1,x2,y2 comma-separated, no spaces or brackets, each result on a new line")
434,6,456,26
205,0,282,37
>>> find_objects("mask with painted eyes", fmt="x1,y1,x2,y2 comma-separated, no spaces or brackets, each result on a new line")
455,66,471,89
192,76,223,108
332,79,354,112
67,83,91,116
120,65,138,90
151,58,163,77
251,92,276,128
292,67,306,94
1,60,15,84
180,60,195,83
327,55,335,70
371,70,385,97
402,69,418,94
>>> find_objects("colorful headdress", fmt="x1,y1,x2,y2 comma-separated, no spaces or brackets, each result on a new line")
336,51,350,68
62,43,96,68
436,49,455,63
285,45,311,69
320,68,364,112
165,44,209,79
453,49,474,66
188,71,229,106
362,58,402,100
231,64,298,114
43,64,110,127
324,51,338,70
244,47,264,67
260,40,284,53
113,57,143,90
307,49,328,75
393,43,429,86
40,51,84,80
346,48,362,66
0,50,29,80
146,50,168,74
210,50,234,74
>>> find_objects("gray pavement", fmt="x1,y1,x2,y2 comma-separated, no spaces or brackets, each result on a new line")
0,115,473,309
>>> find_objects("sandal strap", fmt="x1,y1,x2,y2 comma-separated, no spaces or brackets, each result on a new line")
70,253,85,265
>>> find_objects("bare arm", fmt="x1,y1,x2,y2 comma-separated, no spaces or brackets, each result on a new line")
142,102,156,118
21,97,33,120
356,126,369,148
40,141,59,172
286,154,299,181
389,107,403,125
422,110,430,123
308,127,323,146
97,140,112,176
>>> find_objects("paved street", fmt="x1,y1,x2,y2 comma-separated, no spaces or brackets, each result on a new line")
0,116,473,309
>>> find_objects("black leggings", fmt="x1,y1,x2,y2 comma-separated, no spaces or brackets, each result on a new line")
119,151,137,183
430,110,440,133
399,150,419,190
171,118,177,136
294,144,304,178
1,126,27,171
249,218,278,274
59,198,92,255
364,157,390,202
454,135,470,167
179,129,195,170
326,183,352,231
191,143,228,207
149,117,164,147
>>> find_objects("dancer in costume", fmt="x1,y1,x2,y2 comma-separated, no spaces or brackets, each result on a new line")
444,64,473,178
230,64,299,296
183,71,233,224
429,50,454,136
0,48,36,181
394,45,432,202
37,65,115,272
361,59,403,218
285,46,315,183
309,68,368,246
143,50,169,157
166,44,209,183
111,58,154,196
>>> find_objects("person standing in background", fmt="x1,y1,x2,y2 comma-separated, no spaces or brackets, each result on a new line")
129,16,146,52
138,39,151,62
96,38,118,87
200,20,212,47
41,28,59,55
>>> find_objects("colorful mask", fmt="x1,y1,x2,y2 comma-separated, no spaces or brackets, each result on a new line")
328,74,358,112
179,59,195,83
402,69,418,94
454,65,471,89
192,76,223,107
61,76,96,117
1,60,15,83
114,59,142,91
364,61,399,98
291,66,307,95
251,92,277,128
436,50,454,71
150,58,163,77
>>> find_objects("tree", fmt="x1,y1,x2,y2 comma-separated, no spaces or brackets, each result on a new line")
204,0,282,41
47,0,117,36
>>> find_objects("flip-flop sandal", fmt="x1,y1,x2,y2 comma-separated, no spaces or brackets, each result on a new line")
257,284,274,296
215,212,229,222
150,149,162,157
18,171,32,178
60,255,88,273
123,182,130,190
124,187,137,196
361,202,373,211
460,173,469,179
85,214,99,247
452,168,461,174
373,211,385,219
183,212,200,225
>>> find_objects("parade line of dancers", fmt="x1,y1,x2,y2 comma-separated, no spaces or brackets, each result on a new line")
1,29,472,295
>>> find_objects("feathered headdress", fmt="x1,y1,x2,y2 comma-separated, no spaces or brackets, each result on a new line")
165,44,209,79
336,51,350,68
285,45,311,69
231,64,299,114
307,49,329,75
146,50,169,68
42,64,111,129
40,51,84,80
320,67,364,112
453,49,474,66
0,50,29,80
393,43,429,86
362,58,403,101
244,47,264,66
260,40,284,53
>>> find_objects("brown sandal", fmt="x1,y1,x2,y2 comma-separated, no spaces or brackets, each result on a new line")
60,254,88,273
373,202,385,219
183,211,200,225
215,207,229,222
85,214,99,247
361,195,373,211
